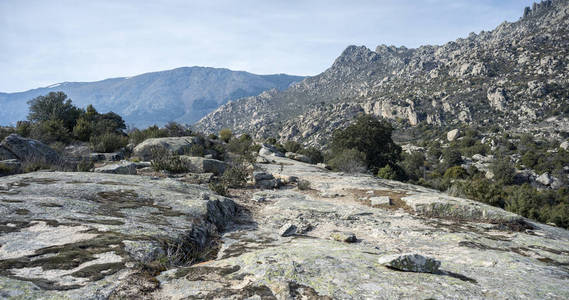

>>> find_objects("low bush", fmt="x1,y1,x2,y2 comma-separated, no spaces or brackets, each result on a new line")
208,182,228,196
90,133,128,153
443,166,469,180
149,146,193,174
298,147,324,164
327,148,367,173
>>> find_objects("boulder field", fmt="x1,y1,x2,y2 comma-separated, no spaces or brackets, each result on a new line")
1,154,568,299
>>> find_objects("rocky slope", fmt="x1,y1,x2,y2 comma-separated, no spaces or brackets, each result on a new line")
195,0,569,147
0,67,304,128
1,153,568,299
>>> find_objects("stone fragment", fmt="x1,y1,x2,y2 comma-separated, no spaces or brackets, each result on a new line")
560,141,569,151
447,129,460,142
253,171,275,182
285,152,312,164
257,179,282,189
179,156,228,175
259,144,284,157
370,196,391,206
279,223,297,237
316,163,331,170
536,172,552,186
378,253,441,273
94,161,137,175
330,231,357,243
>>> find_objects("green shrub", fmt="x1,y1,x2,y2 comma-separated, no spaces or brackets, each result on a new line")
72,118,93,141
442,148,463,169
208,134,218,140
221,164,249,188
400,152,426,181
265,137,277,145
330,114,401,173
30,119,71,144
27,92,83,131
164,122,192,137
128,125,169,145
298,147,324,164
490,157,516,185
298,180,311,190
443,166,469,180
328,148,367,173
0,126,16,141
76,159,94,172
377,165,398,180
219,128,233,143
187,144,205,157
90,133,128,153
283,141,302,153
208,182,228,196
449,179,506,208
15,121,31,137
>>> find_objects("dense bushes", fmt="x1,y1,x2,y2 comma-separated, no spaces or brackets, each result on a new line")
327,149,367,173
330,114,401,173
90,133,129,153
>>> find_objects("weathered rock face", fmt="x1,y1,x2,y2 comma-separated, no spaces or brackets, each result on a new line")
0,172,236,298
0,145,17,161
1,134,61,165
179,156,228,175
155,154,569,299
93,161,137,175
132,136,203,160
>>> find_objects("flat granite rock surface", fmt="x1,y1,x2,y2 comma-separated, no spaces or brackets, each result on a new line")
0,171,236,299
157,155,569,300
1,155,569,299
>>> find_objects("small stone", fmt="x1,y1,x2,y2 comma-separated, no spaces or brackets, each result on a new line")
536,172,553,186
253,171,274,182
370,196,391,206
200,192,210,200
330,231,357,243
279,223,297,237
560,141,569,151
252,195,266,202
447,129,460,142
94,161,137,175
378,253,441,273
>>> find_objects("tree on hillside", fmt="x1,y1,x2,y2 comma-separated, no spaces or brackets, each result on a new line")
27,92,83,131
330,114,401,173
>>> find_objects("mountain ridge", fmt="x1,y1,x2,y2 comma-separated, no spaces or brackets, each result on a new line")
0,66,305,128
195,0,569,146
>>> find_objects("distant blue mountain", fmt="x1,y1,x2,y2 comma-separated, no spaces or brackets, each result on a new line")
0,67,304,128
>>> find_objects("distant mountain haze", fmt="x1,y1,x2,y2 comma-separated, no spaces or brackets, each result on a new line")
0,67,304,128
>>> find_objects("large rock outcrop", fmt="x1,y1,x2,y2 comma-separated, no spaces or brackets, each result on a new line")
132,136,203,161
0,172,237,298
1,134,61,165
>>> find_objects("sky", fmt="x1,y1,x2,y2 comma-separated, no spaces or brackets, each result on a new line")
0,0,535,92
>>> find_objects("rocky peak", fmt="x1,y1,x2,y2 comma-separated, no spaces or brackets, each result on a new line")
523,0,555,18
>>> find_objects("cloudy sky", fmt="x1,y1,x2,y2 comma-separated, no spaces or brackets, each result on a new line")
0,0,534,92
